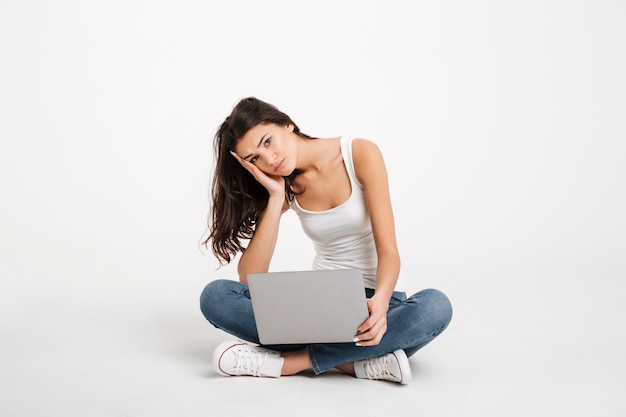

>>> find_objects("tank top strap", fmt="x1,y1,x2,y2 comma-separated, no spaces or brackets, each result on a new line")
340,136,364,190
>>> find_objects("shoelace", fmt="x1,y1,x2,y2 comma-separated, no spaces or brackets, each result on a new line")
363,354,398,381
232,347,272,376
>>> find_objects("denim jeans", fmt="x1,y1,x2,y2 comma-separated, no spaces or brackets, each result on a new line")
200,279,452,375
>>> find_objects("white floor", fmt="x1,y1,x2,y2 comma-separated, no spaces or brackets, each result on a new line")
2,256,624,417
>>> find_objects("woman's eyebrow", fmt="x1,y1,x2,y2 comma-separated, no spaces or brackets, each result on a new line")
243,133,269,160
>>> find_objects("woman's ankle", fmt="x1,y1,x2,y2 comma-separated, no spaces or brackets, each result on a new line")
334,362,356,376
280,349,313,375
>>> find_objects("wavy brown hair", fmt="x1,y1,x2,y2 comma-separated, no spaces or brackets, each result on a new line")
203,97,315,265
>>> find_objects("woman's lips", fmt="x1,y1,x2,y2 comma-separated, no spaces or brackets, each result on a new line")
274,158,284,172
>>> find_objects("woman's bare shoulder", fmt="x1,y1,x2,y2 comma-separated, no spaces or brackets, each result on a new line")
351,138,387,184
352,138,384,162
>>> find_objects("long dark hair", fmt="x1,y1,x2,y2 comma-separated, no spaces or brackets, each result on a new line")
203,97,314,265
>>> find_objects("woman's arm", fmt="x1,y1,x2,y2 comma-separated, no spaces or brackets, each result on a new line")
230,152,288,283
352,139,401,346
237,195,285,283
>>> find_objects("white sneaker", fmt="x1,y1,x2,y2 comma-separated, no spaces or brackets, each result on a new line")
212,340,284,378
354,349,412,384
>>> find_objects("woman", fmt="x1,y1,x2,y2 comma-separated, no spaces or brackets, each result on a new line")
200,97,452,384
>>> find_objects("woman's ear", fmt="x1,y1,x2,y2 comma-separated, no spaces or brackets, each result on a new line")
286,123,294,132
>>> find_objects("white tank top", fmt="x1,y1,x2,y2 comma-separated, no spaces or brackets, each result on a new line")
290,136,378,288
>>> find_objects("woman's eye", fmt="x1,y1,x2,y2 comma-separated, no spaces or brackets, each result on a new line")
250,156,259,163
264,137,272,146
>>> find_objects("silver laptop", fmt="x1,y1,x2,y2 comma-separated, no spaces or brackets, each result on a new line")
247,269,369,345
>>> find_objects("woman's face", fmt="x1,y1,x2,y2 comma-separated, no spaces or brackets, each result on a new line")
233,123,297,176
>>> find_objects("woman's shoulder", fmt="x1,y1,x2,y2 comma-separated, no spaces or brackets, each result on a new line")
350,138,386,184
351,138,384,163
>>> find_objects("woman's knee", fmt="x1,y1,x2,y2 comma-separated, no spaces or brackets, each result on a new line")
399,289,453,356
199,279,236,322
420,288,453,331
408,288,453,333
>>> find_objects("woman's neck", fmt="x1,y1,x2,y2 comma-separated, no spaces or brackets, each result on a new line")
294,135,341,174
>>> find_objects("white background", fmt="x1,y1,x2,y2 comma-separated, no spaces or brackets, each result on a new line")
1,1,625,416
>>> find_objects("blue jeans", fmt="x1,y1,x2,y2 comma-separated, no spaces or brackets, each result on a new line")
200,279,452,375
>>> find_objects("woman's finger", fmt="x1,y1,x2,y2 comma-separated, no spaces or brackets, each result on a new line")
230,150,285,196
355,321,387,346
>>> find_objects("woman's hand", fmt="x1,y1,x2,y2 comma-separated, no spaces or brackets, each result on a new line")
230,151,285,198
354,296,389,346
